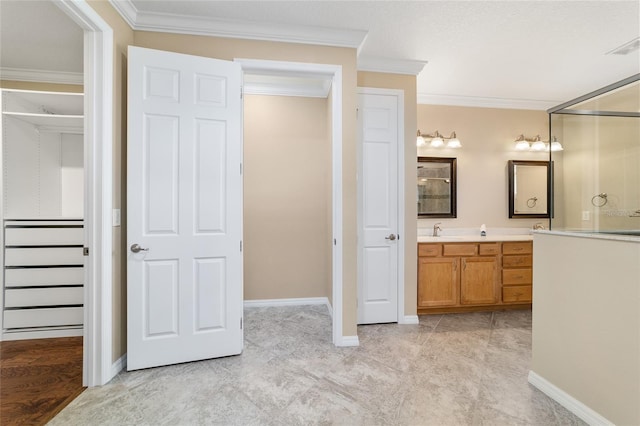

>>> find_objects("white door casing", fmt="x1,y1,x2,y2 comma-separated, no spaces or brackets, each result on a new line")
127,46,243,370
357,89,402,324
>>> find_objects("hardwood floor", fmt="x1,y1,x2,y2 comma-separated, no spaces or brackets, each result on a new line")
0,337,84,425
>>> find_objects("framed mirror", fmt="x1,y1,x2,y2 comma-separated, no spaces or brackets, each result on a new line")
418,157,457,218
508,160,551,218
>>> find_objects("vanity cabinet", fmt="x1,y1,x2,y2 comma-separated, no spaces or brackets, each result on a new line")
418,240,532,314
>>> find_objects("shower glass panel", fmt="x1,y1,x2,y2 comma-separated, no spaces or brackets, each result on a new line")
549,75,640,234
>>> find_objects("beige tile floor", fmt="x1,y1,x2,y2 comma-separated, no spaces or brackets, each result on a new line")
49,306,585,425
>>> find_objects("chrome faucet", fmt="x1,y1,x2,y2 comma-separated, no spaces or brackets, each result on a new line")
433,222,442,237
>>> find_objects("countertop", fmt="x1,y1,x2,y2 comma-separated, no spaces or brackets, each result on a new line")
418,234,533,243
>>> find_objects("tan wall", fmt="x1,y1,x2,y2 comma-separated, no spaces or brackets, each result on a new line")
357,71,418,318
532,233,640,425
243,95,330,300
0,80,82,92
88,0,134,362
417,105,549,230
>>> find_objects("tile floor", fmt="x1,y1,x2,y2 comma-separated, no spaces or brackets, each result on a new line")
49,305,585,425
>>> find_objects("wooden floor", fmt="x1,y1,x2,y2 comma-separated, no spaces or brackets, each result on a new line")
0,337,84,425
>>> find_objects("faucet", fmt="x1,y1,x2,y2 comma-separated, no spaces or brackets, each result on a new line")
533,222,545,230
433,222,442,237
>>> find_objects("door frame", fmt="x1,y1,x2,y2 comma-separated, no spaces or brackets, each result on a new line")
235,59,346,346
55,0,114,387
356,87,406,324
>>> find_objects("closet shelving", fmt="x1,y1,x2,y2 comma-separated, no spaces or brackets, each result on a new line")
1,88,85,340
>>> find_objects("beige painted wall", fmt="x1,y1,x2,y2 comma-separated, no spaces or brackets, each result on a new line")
417,105,550,230
243,95,330,300
357,71,418,318
532,233,640,425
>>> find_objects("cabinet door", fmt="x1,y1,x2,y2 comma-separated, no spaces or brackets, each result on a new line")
460,256,498,305
418,257,458,307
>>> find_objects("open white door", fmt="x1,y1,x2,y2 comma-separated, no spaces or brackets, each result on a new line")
357,90,399,325
127,46,243,370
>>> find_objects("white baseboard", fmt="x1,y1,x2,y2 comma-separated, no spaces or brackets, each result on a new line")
528,371,614,426
400,315,419,325
244,297,331,312
335,335,359,347
111,354,127,380
1,327,82,341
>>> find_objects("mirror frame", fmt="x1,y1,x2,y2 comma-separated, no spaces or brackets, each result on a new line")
508,160,551,219
417,157,457,218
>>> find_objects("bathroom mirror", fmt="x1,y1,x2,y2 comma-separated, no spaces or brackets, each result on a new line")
418,157,457,218
508,160,551,218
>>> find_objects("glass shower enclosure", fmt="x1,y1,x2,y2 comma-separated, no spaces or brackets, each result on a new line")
548,74,640,235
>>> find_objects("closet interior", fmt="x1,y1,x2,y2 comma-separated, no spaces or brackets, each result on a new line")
1,89,84,340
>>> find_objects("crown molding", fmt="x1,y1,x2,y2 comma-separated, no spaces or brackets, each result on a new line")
358,56,427,76
417,93,560,110
109,0,367,50
0,67,83,85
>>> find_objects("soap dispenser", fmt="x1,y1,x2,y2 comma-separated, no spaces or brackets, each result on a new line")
480,224,487,237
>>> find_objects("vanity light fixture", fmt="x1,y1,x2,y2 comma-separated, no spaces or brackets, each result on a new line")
514,134,563,152
417,130,462,148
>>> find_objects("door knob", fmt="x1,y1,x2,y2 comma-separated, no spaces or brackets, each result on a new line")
385,234,397,241
130,243,149,253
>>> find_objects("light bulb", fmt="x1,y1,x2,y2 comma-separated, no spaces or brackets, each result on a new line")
515,140,530,151
430,137,444,148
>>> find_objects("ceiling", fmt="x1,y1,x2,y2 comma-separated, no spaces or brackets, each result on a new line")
1,0,639,110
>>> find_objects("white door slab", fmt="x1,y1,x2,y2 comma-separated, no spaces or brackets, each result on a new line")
357,91,399,324
127,46,243,370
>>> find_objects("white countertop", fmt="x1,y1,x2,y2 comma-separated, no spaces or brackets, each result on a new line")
536,230,640,243
418,234,533,243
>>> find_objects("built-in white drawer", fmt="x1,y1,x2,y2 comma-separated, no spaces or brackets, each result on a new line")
3,307,83,329
4,247,83,266
5,226,83,246
4,267,83,287
4,287,83,308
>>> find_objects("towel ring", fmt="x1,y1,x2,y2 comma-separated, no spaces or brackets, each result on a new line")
591,193,608,207
527,197,538,208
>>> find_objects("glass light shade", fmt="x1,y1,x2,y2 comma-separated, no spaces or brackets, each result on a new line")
550,141,564,151
416,135,425,146
515,140,530,151
430,137,444,147
447,138,462,148
531,141,547,151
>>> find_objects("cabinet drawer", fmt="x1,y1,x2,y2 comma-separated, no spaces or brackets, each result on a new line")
5,287,83,308
503,255,532,268
4,247,83,266
502,269,532,285
503,242,532,255
3,307,83,329
5,267,83,287
443,244,477,256
5,227,83,246
418,244,441,257
503,285,532,303
479,243,501,255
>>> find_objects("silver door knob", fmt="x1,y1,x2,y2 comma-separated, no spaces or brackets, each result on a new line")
130,243,149,253
385,234,397,241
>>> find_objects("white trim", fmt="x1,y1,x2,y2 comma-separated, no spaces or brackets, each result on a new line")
244,297,331,309
2,327,83,341
528,371,614,426
54,0,114,388
0,67,83,85
109,0,367,50
400,315,419,325
357,56,427,76
243,77,331,99
237,58,344,347
335,335,360,347
356,87,406,326
417,93,560,111
111,353,127,378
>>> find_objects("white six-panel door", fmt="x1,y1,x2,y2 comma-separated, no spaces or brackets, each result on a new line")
357,90,400,324
127,46,243,370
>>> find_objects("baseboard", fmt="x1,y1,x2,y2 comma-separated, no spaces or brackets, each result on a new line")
111,354,127,380
244,297,331,311
335,335,359,347
1,327,82,341
400,315,419,325
528,371,614,426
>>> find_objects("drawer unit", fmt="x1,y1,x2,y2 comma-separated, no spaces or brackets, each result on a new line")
502,255,532,268
443,243,477,256
502,269,533,285
503,242,532,255
5,287,83,308
502,241,533,303
418,244,441,257
3,307,83,329
5,267,84,287
503,285,532,303
5,247,83,266
479,243,501,255
5,226,83,246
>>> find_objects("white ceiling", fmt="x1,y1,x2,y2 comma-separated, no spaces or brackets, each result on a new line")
1,0,639,110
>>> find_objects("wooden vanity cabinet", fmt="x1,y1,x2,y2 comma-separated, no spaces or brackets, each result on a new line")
418,240,532,314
